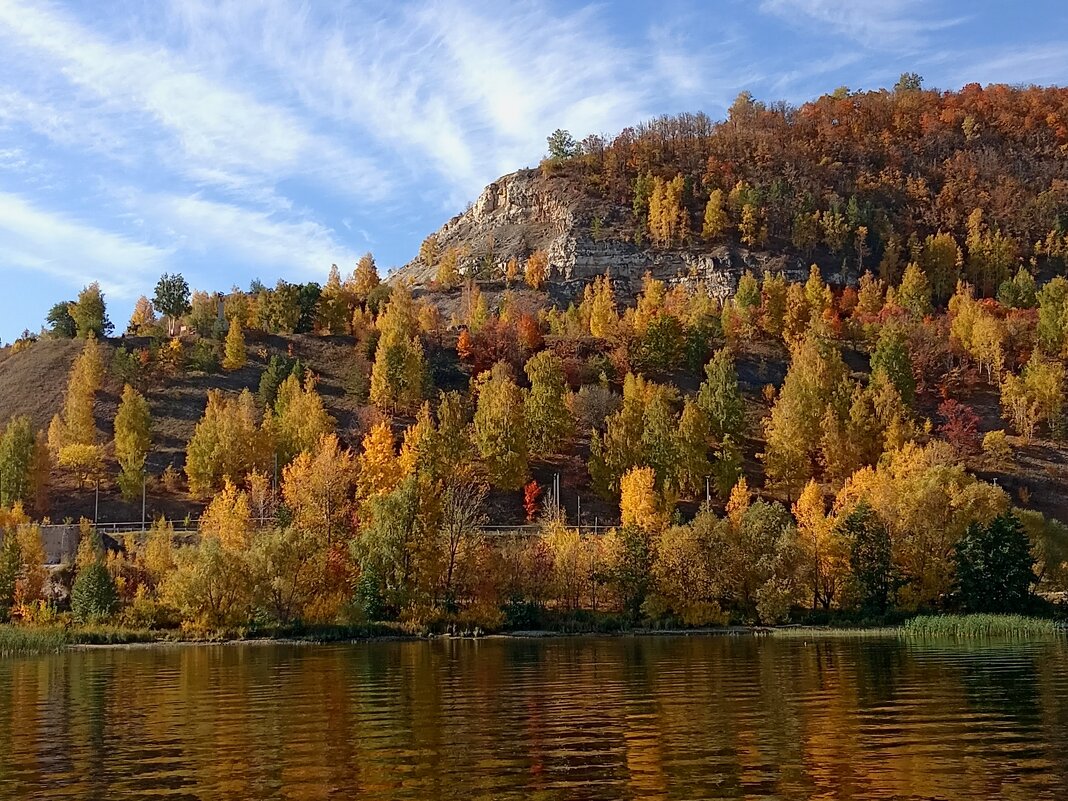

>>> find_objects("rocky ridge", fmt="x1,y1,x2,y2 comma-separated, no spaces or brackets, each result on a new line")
392,168,815,304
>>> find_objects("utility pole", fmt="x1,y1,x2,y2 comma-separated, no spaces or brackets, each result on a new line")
94,478,100,524
141,470,147,532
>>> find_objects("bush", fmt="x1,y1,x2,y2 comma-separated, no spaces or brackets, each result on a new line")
188,339,220,373
71,563,119,623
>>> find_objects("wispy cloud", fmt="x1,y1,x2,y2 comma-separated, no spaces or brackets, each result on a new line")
0,0,390,203
759,0,965,51
135,193,358,286
0,191,170,298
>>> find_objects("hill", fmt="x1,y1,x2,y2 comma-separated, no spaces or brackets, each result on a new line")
397,83,1068,305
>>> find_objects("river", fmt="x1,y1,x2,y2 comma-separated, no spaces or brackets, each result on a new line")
1,635,1066,799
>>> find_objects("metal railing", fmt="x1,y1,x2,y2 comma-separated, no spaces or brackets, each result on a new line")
41,520,617,537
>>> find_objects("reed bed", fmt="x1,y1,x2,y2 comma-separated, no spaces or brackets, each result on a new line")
903,614,1062,638
0,626,69,656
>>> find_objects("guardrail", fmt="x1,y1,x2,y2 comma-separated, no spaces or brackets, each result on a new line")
40,521,617,537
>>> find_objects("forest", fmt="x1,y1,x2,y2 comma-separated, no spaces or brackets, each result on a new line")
2,79,1068,635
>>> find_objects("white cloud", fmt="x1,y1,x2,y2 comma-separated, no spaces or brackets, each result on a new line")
0,191,170,298
760,0,964,51
0,0,390,203
135,193,358,284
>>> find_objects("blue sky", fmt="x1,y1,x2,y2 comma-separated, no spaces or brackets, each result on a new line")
1,0,1067,342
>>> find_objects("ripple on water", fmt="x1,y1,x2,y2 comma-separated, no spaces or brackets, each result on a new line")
1,636,1067,800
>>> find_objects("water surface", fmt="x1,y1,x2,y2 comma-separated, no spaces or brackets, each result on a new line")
1,635,1066,799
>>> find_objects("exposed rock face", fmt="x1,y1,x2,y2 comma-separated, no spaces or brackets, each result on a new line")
392,168,814,304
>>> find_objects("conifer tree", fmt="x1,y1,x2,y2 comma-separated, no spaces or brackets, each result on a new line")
472,362,528,490
351,253,380,301
114,384,152,500
587,274,619,338
357,422,403,500
702,188,728,241
222,320,247,371
697,348,745,441
524,350,571,457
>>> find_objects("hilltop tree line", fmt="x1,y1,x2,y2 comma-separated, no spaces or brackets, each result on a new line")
542,79,1068,293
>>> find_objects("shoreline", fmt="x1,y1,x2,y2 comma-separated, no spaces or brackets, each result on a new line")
5,614,1064,656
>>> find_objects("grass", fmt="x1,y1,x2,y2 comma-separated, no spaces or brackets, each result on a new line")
770,626,902,639
0,626,70,656
902,614,1062,639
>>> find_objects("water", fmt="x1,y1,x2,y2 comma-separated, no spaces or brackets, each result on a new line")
1,635,1067,800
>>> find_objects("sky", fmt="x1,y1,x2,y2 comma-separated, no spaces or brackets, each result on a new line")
1,0,1067,342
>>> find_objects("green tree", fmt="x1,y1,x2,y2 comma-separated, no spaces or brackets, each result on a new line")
473,363,528,490
71,562,118,623
153,273,191,336
697,348,745,440
524,351,571,457
114,385,152,501
546,128,577,160
954,513,1035,613
870,325,915,406
0,417,35,507
71,282,113,338
45,301,76,338
841,501,892,614
917,232,961,305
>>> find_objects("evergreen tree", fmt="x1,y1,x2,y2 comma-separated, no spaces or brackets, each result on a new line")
954,513,1035,613
697,348,745,440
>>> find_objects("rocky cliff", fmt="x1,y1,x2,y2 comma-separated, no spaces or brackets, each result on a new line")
392,168,815,304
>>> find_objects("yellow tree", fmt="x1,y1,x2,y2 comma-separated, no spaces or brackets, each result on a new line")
48,334,104,453
350,252,380,302
186,389,264,496
739,204,766,248
370,287,426,412
356,422,403,500
525,250,549,290
127,296,157,334
702,188,728,241
620,466,668,532
764,335,849,495
114,384,152,500
273,374,334,465
793,480,845,609
587,274,618,338
318,265,351,333
222,320,247,371
436,247,462,288
200,478,253,551
282,433,357,545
